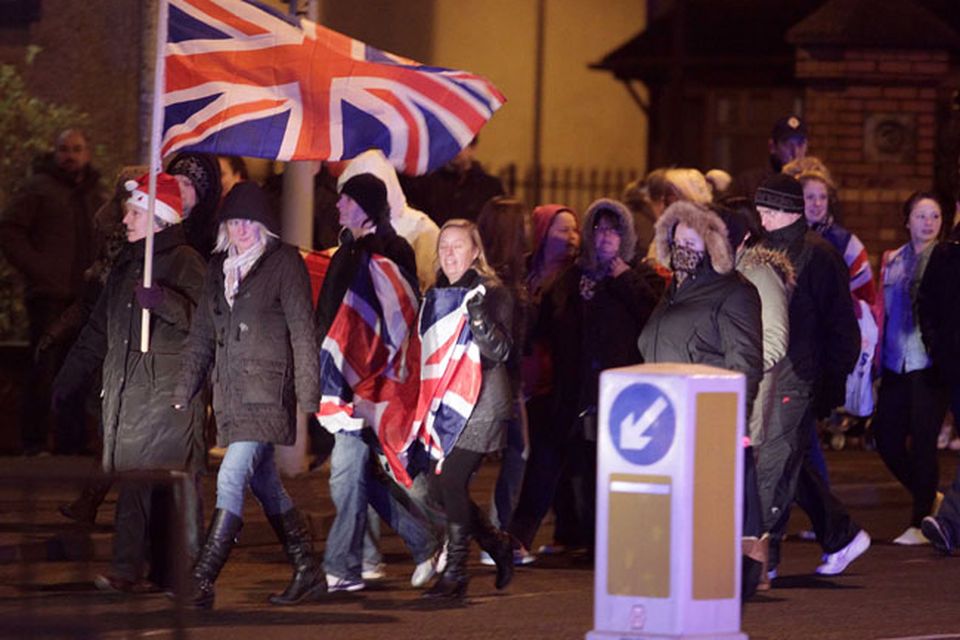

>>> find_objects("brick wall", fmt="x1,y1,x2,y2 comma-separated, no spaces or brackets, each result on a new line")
796,47,951,265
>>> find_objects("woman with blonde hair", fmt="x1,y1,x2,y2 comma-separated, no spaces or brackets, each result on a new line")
173,181,322,608
421,218,516,600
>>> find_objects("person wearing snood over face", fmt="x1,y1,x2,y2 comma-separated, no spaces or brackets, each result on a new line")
639,202,765,597
637,201,763,415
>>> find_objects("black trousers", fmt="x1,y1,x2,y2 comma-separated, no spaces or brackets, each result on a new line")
761,391,860,560
508,397,595,550
873,368,949,527
113,475,202,586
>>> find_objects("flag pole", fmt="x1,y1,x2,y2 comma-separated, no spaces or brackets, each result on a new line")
141,0,169,353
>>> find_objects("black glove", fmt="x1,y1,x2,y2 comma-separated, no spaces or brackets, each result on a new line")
466,290,486,325
135,284,165,310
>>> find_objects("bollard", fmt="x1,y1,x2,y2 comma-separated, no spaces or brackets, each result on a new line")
587,363,747,640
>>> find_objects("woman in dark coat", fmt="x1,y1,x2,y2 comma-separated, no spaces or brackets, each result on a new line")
53,173,206,592
173,181,321,608
637,200,763,411
514,199,662,554
421,219,516,600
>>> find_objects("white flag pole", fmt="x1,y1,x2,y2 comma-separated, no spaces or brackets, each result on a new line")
141,0,169,353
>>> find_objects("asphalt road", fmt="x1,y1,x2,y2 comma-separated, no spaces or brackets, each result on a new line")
1,449,959,640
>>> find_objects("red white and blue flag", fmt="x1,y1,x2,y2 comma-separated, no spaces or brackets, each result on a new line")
317,252,422,486
412,286,484,463
161,0,505,174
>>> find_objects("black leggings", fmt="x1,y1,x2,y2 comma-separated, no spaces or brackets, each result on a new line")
430,448,485,528
874,368,949,526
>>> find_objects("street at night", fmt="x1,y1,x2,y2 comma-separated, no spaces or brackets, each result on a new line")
1,449,959,640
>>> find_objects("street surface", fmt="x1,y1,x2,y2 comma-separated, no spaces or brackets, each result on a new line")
0,450,958,640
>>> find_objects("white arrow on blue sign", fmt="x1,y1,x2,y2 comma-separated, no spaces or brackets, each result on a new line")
609,383,676,465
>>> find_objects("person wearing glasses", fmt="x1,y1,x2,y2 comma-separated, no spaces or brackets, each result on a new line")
529,199,663,554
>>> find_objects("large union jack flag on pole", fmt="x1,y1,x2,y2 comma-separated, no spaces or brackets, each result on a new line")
161,0,506,174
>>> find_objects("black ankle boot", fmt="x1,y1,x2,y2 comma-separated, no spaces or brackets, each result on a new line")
422,522,470,600
188,509,242,609
471,504,514,590
266,509,326,605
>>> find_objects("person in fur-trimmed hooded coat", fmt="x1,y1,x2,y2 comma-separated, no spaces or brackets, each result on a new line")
638,201,763,414
530,198,663,550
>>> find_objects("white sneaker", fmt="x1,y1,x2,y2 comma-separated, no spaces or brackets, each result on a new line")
325,574,365,592
815,529,871,575
410,557,436,588
479,550,495,566
361,562,386,580
514,547,536,565
892,526,929,546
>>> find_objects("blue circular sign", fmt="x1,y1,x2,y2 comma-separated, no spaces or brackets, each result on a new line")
608,383,676,465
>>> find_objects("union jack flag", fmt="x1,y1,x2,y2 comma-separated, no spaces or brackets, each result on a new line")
317,251,421,486
162,0,505,174
412,286,484,463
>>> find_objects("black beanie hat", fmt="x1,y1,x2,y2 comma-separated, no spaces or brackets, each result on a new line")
340,173,389,228
755,173,804,214
218,181,279,235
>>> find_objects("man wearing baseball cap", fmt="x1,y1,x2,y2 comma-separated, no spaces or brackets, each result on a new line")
729,114,809,199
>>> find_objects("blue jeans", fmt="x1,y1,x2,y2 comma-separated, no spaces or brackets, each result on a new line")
324,431,438,580
216,441,293,517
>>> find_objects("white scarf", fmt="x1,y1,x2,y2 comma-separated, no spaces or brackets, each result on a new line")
223,241,266,308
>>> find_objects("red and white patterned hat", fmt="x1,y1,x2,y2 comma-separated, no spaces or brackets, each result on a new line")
124,172,183,225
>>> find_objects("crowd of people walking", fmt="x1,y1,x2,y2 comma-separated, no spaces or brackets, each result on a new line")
1,116,958,606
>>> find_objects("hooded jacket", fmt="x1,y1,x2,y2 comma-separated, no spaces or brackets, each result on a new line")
522,204,578,398
338,150,440,291
736,244,795,445
541,199,662,430
54,225,206,472
638,201,763,413
0,154,105,300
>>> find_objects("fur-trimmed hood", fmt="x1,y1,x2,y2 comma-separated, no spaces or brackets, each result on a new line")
654,201,734,274
737,245,796,296
578,198,637,272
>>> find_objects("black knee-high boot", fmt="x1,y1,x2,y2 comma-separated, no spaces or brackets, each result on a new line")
188,509,243,609
422,522,470,600
471,503,514,590
266,509,326,604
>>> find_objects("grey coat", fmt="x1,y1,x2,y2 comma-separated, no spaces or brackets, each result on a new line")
174,239,319,446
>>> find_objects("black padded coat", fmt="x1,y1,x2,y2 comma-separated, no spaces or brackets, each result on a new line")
54,225,207,472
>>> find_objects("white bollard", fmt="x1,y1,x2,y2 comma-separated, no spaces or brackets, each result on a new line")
587,363,747,640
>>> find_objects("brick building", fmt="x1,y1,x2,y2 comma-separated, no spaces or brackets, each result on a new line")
595,0,960,261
